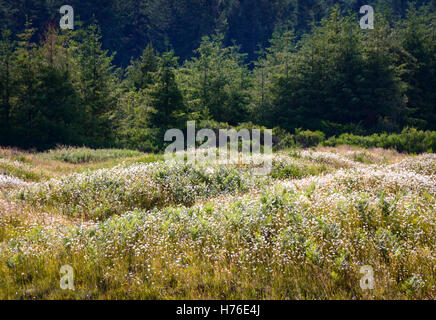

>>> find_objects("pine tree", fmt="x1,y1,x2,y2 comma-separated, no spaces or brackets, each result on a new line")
8,20,38,148
74,23,119,147
148,50,185,133
251,30,297,128
178,33,251,125
400,5,436,130
8,24,83,149
262,8,408,133
31,26,82,148
0,29,14,145
361,13,408,131
124,43,158,91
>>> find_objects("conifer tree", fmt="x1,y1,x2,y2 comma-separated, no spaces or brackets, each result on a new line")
0,29,14,145
148,50,186,147
178,33,251,125
8,20,38,147
124,43,158,91
400,5,436,130
74,23,119,147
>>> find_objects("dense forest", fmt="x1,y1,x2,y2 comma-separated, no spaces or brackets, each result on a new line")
0,0,435,150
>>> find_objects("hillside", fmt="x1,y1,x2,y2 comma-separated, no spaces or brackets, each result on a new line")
1,0,433,66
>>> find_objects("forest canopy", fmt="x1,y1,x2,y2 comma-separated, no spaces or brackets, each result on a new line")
0,0,435,151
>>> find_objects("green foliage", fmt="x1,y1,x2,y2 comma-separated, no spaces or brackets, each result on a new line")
255,8,410,133
41,147,144,164
177,34,251,124
149,51,186,128
147,51,187,149
0,29,13,146
113,90,159,152
74,24,119,148
124,43,158,91
323,127,436,153
399,5,436,130
270,161,327,179
0,2,435,152
0,22,120,150
295,129,326,148
6,24,84,149
272,127,296,150
0,158,41,181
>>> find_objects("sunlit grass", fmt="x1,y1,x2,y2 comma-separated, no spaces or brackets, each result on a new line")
0,147,434,299
39,147,145,164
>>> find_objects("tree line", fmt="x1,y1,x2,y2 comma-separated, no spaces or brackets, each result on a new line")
0,4,435,151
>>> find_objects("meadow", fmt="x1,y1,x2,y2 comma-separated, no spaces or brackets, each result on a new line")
0,146,434,299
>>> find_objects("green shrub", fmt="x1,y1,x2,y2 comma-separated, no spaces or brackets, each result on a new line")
115,127,160,153
323,128,436,154
273,127,296,150
295,129,325,148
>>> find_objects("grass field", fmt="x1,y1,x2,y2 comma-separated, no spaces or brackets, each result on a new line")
0,146,434,299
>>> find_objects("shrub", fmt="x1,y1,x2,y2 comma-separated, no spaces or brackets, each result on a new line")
323,128,436,154
295,129,325,148
272,127,296,150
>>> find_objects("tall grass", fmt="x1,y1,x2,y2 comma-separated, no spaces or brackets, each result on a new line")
15,161,257,220
0,147,434,299
323,128,436,154
40,147,145,164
